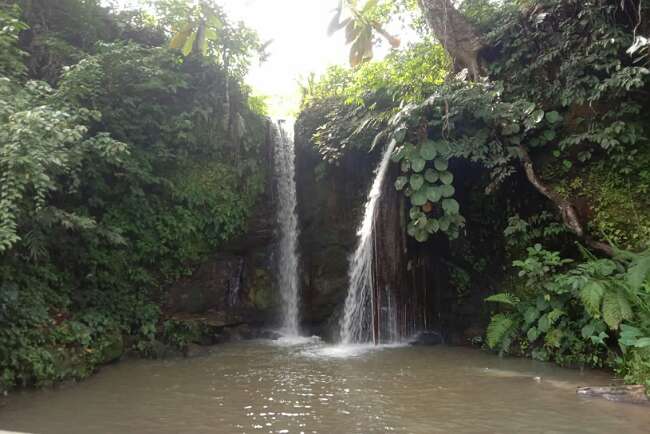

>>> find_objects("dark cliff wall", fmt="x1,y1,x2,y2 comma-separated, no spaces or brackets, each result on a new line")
294,117,378,335
294,113,503,343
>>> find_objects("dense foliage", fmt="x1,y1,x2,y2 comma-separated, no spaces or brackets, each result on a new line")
301,0,650,387
0,0,268,391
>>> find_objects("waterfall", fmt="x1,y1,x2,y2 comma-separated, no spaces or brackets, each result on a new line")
340,138,398,344
273,120,301,337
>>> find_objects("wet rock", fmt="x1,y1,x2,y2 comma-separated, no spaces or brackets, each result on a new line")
148,340,183,359
166,254,247,314
463,326,484,343
577,385,649,404
409,331,444,346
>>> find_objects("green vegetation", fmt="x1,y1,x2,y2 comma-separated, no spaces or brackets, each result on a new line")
0,0,268,391
301,0,650,388
3,0,650,395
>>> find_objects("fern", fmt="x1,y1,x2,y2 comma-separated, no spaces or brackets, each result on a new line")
602,289,633,330
486,313,517,349
626,252,650,291
580,280,604,317
485,292,520,306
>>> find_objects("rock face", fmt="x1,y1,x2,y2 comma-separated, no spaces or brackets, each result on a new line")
164,122,280,331
577,385,649,404
294,116,378,335
294,113,493,342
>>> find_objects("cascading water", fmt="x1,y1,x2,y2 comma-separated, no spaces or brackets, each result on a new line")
340,138,398,344
273,120,301,337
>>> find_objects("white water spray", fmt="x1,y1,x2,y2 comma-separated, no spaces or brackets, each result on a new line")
273,120,301,337
340,138,398,344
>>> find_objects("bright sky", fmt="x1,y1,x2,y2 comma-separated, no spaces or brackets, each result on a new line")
220,0,349,117
107,1,406,116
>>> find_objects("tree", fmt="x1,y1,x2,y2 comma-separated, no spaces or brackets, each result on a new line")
328,0,401,67
160,0,268,139
412,0,631,256
417,0,484,78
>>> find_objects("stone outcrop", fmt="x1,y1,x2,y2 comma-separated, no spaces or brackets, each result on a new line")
577,385,649,404
294,115,378,335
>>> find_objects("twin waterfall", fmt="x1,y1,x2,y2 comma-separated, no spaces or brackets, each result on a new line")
273,121,402,344
273,120,301,337
340,139,399,345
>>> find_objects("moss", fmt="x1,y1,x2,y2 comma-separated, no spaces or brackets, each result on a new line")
541,147,650,251
248,269,276,311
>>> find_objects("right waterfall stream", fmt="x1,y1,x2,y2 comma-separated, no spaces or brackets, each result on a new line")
339,138,399,345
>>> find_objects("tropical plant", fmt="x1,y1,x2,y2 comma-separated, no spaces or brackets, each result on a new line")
328,0,401,66
486,244,650,371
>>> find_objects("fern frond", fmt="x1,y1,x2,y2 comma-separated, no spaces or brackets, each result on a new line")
486,313,516,349
602,289,633,330
580,280,604,317
485,292,520,306
627,254,650,291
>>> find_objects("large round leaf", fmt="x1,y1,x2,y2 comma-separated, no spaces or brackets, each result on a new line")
403,143,417,159
391,146,406,162
439,217,451,231
414,215,428,230
440,171,454,185
410,190,427,206
440,184,455,198
424,168,439,183
426,185,442,202
411,157,426,173
434,158,449,171
410,174,424,190
419,141,437,161
545,111,562,124
394,176,408,191
442,198,460,215
409,207,424,220
414,229,429,242
407,222,417,236
426,218,440,234
401,160,410,173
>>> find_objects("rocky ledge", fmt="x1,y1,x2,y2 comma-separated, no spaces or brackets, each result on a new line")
576,385,649,404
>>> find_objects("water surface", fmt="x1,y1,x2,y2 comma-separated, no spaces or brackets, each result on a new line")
1,340,649,434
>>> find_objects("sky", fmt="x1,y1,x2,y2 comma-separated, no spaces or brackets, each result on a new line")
106,0,356,116
219,0,350,116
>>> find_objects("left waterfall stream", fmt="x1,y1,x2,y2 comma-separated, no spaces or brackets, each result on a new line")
272,119,301,337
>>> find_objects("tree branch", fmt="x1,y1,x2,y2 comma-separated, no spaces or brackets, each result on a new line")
517,145,614,257
417,0,485,79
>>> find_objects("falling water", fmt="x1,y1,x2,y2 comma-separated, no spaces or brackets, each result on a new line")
273,120,301,337
340,138,398,344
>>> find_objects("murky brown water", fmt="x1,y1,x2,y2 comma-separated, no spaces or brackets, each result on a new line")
1,338,649,434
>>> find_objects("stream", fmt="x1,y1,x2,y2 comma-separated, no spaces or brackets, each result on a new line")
1,339,649,434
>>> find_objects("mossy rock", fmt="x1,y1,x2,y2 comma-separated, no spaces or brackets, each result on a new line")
248,268,277,311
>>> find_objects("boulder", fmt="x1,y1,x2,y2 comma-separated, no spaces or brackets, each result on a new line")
577,385,649,404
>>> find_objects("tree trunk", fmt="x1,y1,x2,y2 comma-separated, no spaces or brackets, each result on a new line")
416,0,614,256
417,0,485,79
517,145,614,257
